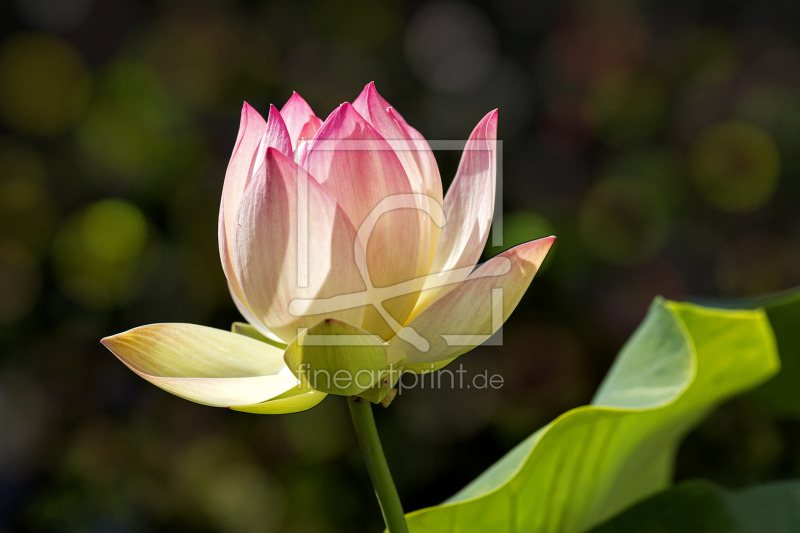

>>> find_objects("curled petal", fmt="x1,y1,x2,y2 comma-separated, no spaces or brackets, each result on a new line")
409,109,498,320
233,148,367,343
300,103,427,339
230,387,327,414
101,324,298,407
280,92,320,152
388,237,555,365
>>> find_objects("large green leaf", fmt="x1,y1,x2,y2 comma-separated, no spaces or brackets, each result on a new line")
404,298,779,533
711,287,800,418
587,479,800,532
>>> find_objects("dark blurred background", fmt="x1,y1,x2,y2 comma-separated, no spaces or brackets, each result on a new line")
1,0,799,531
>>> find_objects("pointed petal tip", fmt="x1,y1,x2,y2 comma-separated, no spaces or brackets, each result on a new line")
328,102,361,122
486,109,499,133
264,145,289,164
100,332,123,348
507,235,557,263
240,102,265,123
284,91,306,105
539,235,556,253
359,81,376,94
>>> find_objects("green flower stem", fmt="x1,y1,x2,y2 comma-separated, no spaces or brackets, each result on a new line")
348,396,409,533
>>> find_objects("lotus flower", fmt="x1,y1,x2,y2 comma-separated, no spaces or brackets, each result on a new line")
101,82,554,414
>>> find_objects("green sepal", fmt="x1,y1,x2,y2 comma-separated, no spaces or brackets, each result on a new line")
358,358,405,404
283,318,388,396
231,322,288,350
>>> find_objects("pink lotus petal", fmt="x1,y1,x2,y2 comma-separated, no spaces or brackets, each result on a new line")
102,323,298,407
260,104,293,160
233,147,367,343
229,282,285,345
387,107,444,269
298,115,323,144
353,82,443,273
353,82,443,208
280,92,319,152
299,103,430,339
220,104,293,307
388,237,555,365
219,103,266,304
352,81,406,123
409,109,498,320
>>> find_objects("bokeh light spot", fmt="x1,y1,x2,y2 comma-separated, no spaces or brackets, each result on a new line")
76,59,200,187
578,176,670,264
79,199,147,264
689,120,780,212
735,85,800,172
52,199,150,309
0,33,91,137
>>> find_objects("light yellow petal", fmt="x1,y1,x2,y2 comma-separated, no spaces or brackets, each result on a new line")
102,323,298,407
230,387,327,414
